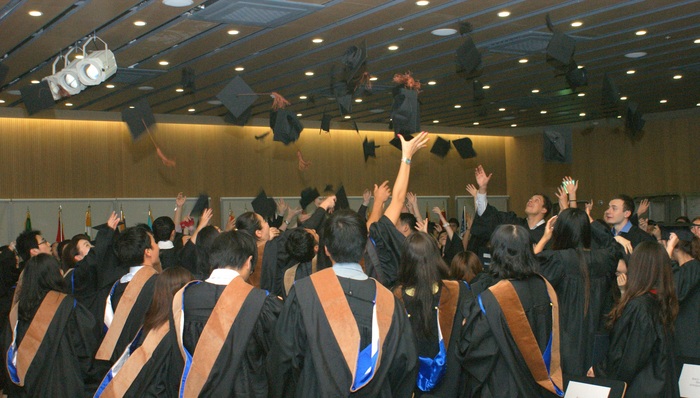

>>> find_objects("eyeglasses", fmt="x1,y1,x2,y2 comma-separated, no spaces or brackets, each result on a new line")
38,238,49,246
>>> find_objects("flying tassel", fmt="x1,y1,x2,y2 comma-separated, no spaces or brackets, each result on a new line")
270,92,291,110
297,150,312,171
142,120,176,167
357,71,373,91
393,71,421,91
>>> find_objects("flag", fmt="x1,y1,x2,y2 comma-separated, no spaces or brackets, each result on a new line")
56,206,65,243
118,205,126,232
228,208,235,224
24,208,32,232
147,205,153,229
85,205,92,238
441,207,447,221
460,205,467,236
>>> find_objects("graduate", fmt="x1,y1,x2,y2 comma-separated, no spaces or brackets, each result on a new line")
591,241,680,397
94,266,192,397
173,230,282,397
393,231,473,396
3,254,97,397
665,233,700,358
462,224,565,397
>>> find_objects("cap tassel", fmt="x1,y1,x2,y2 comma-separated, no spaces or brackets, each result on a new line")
297,150,312,171
270,92,291,110
142,120,176,168
357,71,373,91
393,71,422,91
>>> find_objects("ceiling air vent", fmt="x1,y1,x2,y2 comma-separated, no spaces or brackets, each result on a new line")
112,68,166,85
487,31,590,55
189,0,324,27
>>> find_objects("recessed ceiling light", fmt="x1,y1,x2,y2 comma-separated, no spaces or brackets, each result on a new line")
0,100,5,104
454,105,462,109
431,28,457,36
106,84,115,89
510,124,517,127
659,99,667,103
234,66,244,71
134,21,147,26
540,110,547,114
482,85,490,89
570,21,583,27
388,45,399,51
499,108,506,112
577,93,585,97
28,10,42,17
207,100,222,105
578,65,584,69
369,76,378,81
188,108,195,112
625,52,647,58
498,11,511,17
626,70,635,74
299,95,307,100
673,74,682,79
305,71,314,76
532,89,540,93
635,30,647,36
159,61,169,66
312,38,323,43
473,122,479,126
617,115,622,118
427,80,436,85
355,98,363,103
228,30,239,35
697,103,700,106
65,103,73,107
416,1,430,5
432,120,439,124
518,58,528,64
695,38,700,44
579,113,586,117
176,88,184,93
138,86,154,91
620,96,628,100
296,113,303,117
74,54,84,59
344,115,351,119
129,106,135,109
30,80,40,84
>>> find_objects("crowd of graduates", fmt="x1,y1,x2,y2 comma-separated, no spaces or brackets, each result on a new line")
0,131,698,397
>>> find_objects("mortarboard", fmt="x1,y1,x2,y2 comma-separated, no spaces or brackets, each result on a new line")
0,63,8,86
363,136,378,161
455,37,482,78
320,113,332,133
546,32,576,69
656,223,694,241
565,62,588,91
270,109,304,145
224,107,252,126
251,190,277,221
181,67,196,93
352,121,360,134
391,86,421,135
473,80,485,101
21,81,55,115
452,137,477,159
335,186,350,210
323,184,334,194
300,187,320,210
459,21,473,35
625,101,645,138
217,76,258,119
189,194,209,218
430,136,451,158
543,128,572,163
389,133,414,151
121,98,156,140
341,40,368,86
602,73,620,108
332,81,353,116
92,223,111,232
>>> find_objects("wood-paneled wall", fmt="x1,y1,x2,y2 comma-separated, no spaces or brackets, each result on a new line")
0,116,508,222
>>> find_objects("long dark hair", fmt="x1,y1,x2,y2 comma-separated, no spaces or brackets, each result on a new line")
489,224,540,280
397,232,449,337
143,266,193,334
607,241,678,331
235,212,263,240
17,254,67,322
551,208,592,315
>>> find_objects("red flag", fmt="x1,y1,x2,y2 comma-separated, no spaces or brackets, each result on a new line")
56,207,65,243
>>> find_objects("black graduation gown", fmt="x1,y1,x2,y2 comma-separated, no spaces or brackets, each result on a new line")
159,246,179,270
672,259,700,358
617,224,655,248
368,215,406,288
401,282,474,397
182,282,282,397
442,233,464,265
593,293,679,398
467,272,498,296
460,276,561,398
177,241,209,280
471,204,546,247
268,274,418,397
2,296,97,398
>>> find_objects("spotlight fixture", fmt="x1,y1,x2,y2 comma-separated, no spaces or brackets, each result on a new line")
74,36,117,86
49,48,85,97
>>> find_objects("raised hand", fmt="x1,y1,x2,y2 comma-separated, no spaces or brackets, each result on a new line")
562,176,578,196
474,165,492,192
107,211,120,230
416,219,429,233
373,181,391,205
319,195,337,211
198,208,213,229
465,184,478,197
614,236,633,254
362,189,371,206
276,198,289,216
637,198,649,215
400,131,429,160
555,186,569,213
176,192,186,208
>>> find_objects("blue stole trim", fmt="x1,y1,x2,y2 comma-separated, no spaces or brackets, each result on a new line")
94,328,144,397
6,343,18,384
350,291,380,391
177,281,201,398
462,280,471,290
416,307,447,392
477,294,486,314
369,236,376,247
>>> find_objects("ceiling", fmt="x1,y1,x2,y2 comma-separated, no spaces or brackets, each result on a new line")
0,0,698,131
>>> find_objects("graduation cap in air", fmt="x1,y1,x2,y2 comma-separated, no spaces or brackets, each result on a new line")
545,13,576,70
455,37,482,78
20,81,55,115
251,190,277,221
320,113,332,133
473,80,485,101
332,81,353,116
189,194,209,218
335,185,350,211
0,63,8,86
565,61,588,91
363,136,378,161
602,73,620,108
181,67,196,93
657,223,695,241
270,109,304,145
323,184,334,194
352,121,360,134
431,136,451,158
391,86,421,135
625,101,645,138
121,98,156,140
543,128,572,163
217,76,258,120
224,107,252,126
389,132,414,150
452,137,477,159
300,187,320,210
341,40,368,87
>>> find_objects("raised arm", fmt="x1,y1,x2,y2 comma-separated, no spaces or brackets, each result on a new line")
474,165,492,216
190,208,213,245
174,192,186,233
366,181,391,230
563,176,578,208
406,192,423,224
385,132,429,226
433,206,454,241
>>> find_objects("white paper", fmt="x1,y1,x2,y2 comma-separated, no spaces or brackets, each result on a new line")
565,381,611,398
679,363,700,398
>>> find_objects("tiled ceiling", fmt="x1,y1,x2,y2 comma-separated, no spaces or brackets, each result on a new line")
0,0,698,130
